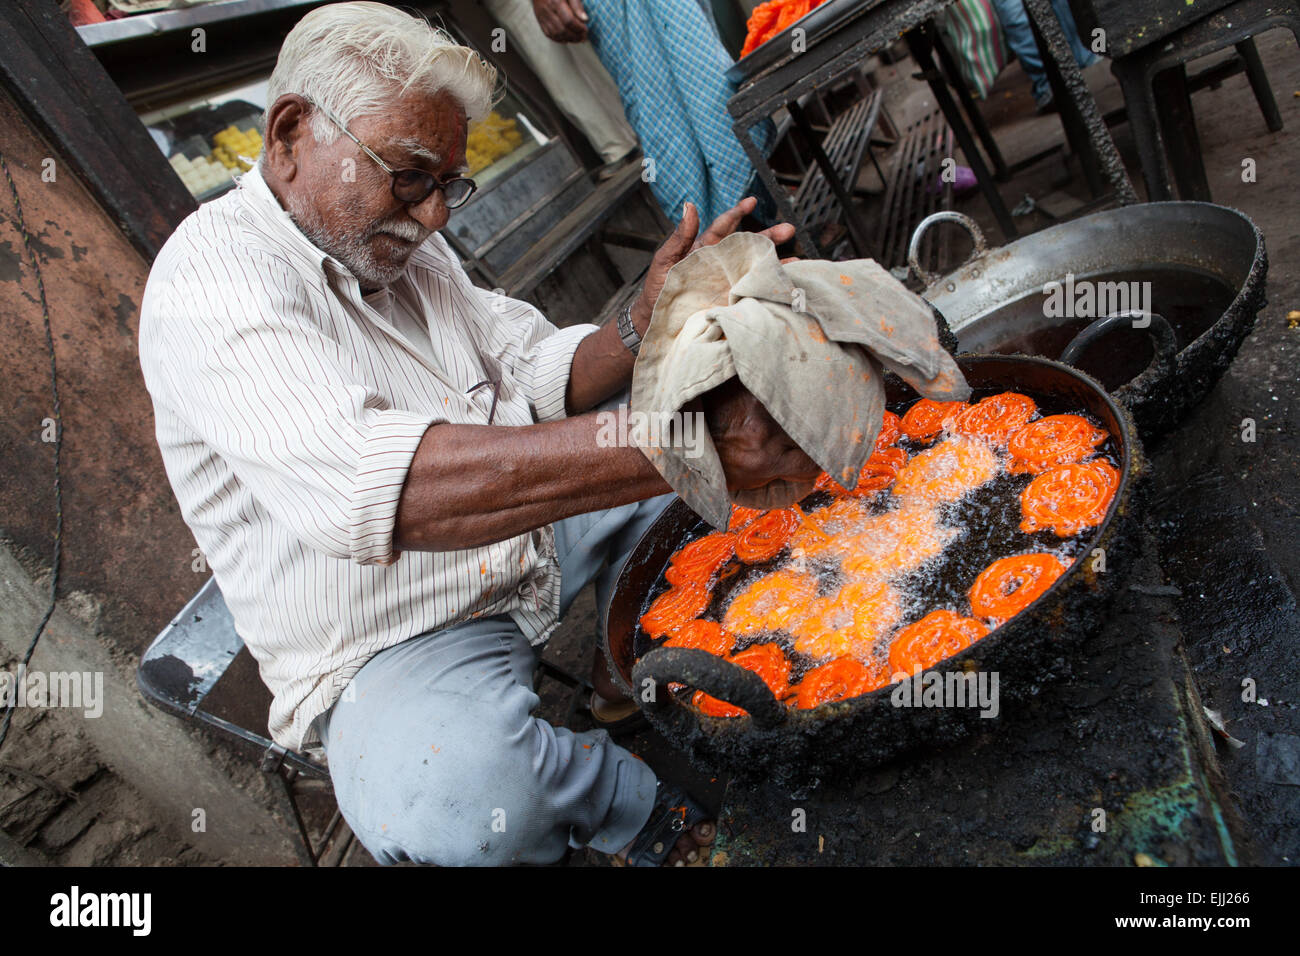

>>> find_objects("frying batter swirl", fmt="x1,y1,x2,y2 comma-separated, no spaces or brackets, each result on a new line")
888,609,989,677
968,552,1067,623
954,392,1037,446
1019,459,1120,536
1007,414,1108,474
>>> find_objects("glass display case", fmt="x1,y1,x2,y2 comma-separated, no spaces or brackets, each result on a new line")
139,82,267,202
74,0,600,288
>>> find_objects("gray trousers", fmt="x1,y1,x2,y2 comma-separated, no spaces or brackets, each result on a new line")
315,490,673,865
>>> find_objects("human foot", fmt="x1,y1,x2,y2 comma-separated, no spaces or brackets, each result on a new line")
614,781,716,866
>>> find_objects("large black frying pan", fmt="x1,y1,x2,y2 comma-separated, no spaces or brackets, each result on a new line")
604,354,1146,787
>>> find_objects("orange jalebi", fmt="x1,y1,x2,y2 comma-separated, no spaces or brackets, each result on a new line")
968,552,1067,623
892,435,998,504
639,581,710,639
1019,459,1120,536
728,505,765,531
694,641,794,716
730,642,793,699
887,609,989,677
900,399,966,443
789,497,864,559
839,504,954,577
664,531,737,586
953,392,1037,446
692,690,746,719
663,619,735,657
817,447,908,496
734,506,803,563
875,410,902,451
1007,414,1108,474
792,578,900,660
740,0,822,57
794,657,889,709
722,569,817,636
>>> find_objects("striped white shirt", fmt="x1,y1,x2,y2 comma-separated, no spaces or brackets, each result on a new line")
139,165,598,750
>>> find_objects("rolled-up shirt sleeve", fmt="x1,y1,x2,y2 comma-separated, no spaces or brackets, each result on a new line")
512,321,602,422
142,252,438,566
468,289,599,423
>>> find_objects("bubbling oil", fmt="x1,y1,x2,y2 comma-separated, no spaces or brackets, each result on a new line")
634,390,1120,692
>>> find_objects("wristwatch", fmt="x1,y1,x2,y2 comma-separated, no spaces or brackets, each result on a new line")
618,302,642,357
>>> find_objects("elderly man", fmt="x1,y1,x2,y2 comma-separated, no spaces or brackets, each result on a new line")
139,2,809,866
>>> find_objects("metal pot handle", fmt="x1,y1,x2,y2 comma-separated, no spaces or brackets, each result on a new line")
631,647,787,730
1059,311,1178,386
908,211,988,287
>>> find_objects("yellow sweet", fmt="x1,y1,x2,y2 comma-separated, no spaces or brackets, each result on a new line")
464,111,523,175
210,126,263,172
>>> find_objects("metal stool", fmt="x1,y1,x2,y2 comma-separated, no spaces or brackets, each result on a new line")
139,577,596,865
138,578,351,866
1109,0,1300,200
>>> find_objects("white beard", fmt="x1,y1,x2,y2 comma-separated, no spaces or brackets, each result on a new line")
284,192,429,289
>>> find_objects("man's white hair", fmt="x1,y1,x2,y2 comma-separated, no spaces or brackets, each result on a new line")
265,2,498,146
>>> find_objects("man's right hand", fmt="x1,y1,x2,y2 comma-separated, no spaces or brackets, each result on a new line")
698,378,821,497
532,0,589,42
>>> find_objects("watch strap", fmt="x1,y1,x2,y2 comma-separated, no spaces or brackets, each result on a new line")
618,302,642,356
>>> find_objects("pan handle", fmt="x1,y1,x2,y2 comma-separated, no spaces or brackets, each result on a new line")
908,211,988,287
1059,311,1178,387
631,647,787,730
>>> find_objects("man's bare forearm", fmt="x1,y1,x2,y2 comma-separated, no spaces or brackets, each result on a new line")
394,411,669,552
565,299,652,415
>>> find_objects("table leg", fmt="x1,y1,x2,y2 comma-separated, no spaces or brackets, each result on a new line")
927,20,1010,181
1021,0,1138,205
1152,64,1213,202
733,117,820,256
1025,7,1104,197
788,100,875,257
905,26,1018,240
1235,37,1284,132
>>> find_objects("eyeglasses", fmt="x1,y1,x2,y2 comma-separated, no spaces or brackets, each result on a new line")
303,97,477,208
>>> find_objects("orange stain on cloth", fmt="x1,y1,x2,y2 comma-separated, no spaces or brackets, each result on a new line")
1019,459,1120,536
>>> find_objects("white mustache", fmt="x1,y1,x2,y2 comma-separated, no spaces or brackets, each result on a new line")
373,218,428,243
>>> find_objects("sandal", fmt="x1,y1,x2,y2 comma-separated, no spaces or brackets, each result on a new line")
621,781,712,867
587,690,649,736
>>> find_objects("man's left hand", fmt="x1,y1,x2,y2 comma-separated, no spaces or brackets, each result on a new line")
630,197,796,332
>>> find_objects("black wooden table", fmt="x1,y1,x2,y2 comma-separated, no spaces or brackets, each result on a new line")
1071,0,1300,202
726,0,1018,259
